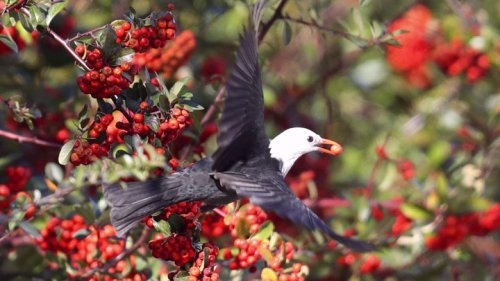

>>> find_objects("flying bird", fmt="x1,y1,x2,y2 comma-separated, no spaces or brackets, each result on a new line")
105,1,374,252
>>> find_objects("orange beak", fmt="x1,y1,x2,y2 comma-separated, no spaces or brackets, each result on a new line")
316,138,343,156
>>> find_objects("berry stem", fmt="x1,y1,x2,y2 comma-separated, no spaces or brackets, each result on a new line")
0,128,62,148
46,27,92,72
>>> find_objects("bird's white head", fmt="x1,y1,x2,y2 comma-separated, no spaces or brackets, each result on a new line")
269,127,343,176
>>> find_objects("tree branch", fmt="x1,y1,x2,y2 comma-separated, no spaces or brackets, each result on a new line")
0,128,61,148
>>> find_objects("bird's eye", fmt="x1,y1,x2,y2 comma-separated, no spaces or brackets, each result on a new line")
307,136,314,143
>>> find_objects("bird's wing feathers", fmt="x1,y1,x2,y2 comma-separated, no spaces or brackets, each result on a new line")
213,171,376,252
212,2,269,171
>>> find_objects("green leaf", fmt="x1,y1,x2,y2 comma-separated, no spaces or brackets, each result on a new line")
251,221,274,240
18,12,34,32
235,217,250,238
0,34,18,53
167,213,186,233
400,203,433,221
46,1,67,26
58,140,75,165
144,115,160,132
77,104,88,120
44,162,64,184
99,25,120,60
170,77,189,98
283,22,292,46
19,222,41,239
28,5,47,28
72,228,90,240
152,219,171,236
110,47,135,66
180,99,204,112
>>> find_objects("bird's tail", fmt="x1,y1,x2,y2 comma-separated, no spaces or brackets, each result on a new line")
104,175,185,237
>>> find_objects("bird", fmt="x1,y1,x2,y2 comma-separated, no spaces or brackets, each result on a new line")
105,1,375,252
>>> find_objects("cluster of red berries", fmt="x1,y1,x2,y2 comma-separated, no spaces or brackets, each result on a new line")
228,204,268,237
386,4,491,87
115,9,176,52
38,217,143,280
425,204,500,250
390,210,413,236
132,30,196,80
157,107,194,145
274,263,306,281
433,38,490,83
0,25,26,55
70,139,109,166
397,160,415,181
148,233,196,266
200,56,226,82
75,47,135,99
186,243,220,281
225,239,265,269
358,255,382,275
286,170,315,199
201,212,227,238
0,166,33,215
144,201,202,231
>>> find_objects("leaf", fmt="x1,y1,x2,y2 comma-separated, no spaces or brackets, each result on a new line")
400,203,433,221
0,34,18,53
18,12,33,32
235,217,250,238
167,213,186,233
144,115,160,132
77,104,88,120
152,219,171,237
112,49,135,65
283,22,292,45
46,1,67,26
170,77,189,96
44,162,64,184
261,268,278,281
58,140,76,165
99,25,120,60
19,222,41,239
251,221,274,240
180,99,204,112
28,5,47,28
72,228,90,240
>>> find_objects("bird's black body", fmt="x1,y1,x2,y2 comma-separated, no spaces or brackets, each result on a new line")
105,1,375,252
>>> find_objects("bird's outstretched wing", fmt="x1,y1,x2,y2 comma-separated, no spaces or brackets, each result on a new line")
212,170,376,252
212,1,269,172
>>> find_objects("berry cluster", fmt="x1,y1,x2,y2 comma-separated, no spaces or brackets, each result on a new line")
0,25,26,55
225,239,265,269
397,160,415,181
38,216,143,280
70,139,108,166
390,210,413,237
358,255,382,275
75,48,135,99
386,4,492,87
187,243,220,281
144,201,202,231
0,166,32,214
201,212,227,238
132,30,196,80
425,204,500,250
228,204,268,237
433,38,490,83
148,233,196,266
115,11,176,52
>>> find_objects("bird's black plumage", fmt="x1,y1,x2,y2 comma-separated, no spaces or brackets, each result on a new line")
105,1,375,252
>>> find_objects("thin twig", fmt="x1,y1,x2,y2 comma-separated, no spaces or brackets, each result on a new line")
258,0,289,43
0,128,61,148
1,0,28,16
46,27,92,72
66,26,107,43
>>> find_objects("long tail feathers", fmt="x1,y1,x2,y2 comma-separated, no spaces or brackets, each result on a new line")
104,176,184,237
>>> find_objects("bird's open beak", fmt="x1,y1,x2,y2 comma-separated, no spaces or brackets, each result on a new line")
316,138,343,156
